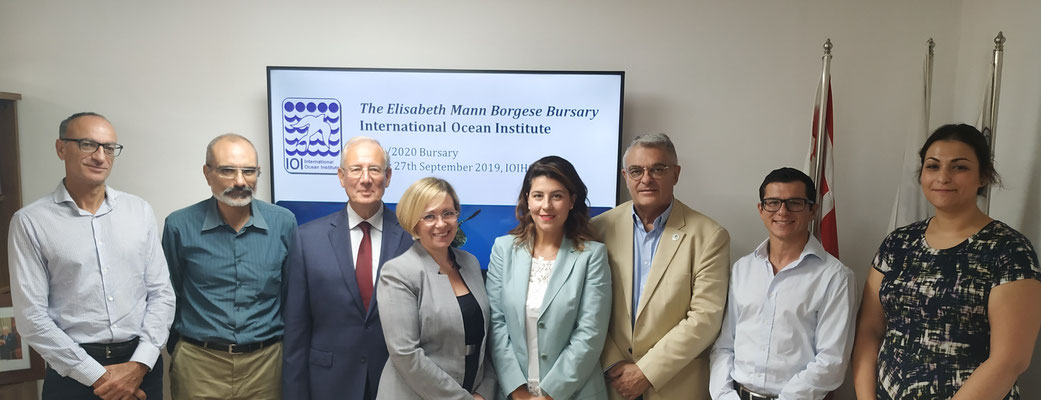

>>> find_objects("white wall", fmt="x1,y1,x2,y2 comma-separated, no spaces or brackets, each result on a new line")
952,1,1041,395
2,1,1038,398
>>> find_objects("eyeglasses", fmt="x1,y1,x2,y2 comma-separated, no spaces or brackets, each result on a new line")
342,165,386,178
207,165,261,179
625,165,673,180
760,198,813,212
60,138,124,157
420,210,459,224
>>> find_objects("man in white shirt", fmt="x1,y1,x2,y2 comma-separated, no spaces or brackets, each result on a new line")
709,167,856,400
8,112,175,400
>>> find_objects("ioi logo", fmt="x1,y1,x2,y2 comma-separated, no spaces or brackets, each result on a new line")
282,98,342,174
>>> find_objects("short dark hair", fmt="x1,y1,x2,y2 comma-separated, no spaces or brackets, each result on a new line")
759,167,817,202
59,112,107,139
917,124,1000,195
509,156,595,251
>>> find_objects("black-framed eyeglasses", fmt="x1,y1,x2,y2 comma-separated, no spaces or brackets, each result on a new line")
420,210,460,224
760,198,813,212
207,165,261,179
341,165,386,178
624,164,673,180
60,138,124,157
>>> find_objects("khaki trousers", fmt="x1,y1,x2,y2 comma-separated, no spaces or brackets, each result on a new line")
170,340,282,400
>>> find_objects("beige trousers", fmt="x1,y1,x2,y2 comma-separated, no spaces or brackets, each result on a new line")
170,340,282,400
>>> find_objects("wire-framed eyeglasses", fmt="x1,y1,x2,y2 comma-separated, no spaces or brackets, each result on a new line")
207,165,261,179
624,165,673,180
420,210,460,224
342,165,386,178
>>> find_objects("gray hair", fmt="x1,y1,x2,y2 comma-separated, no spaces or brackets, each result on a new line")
59,112,107,139
340,136,391,168
621,133,678,165
205,133,257,166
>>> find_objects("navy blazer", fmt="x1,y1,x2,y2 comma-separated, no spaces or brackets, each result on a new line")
283,205,415,400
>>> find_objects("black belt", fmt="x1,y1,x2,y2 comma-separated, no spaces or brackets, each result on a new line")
734,381,777,400
80,338,139,360
181,336,281,355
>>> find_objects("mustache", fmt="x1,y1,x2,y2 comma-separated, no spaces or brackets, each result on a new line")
223,185,254,196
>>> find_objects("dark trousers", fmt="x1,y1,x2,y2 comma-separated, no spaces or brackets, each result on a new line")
42,340,163,400
364,376,375,400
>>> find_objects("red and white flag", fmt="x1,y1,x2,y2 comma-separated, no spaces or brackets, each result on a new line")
805,81,840,258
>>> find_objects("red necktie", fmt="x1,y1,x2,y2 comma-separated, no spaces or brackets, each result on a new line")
356,221,373,311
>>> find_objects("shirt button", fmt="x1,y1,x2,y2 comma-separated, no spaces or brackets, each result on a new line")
108,296,114,301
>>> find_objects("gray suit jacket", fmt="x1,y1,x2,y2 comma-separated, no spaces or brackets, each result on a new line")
376,241,497,400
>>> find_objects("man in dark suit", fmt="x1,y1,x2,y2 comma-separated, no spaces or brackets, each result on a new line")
283,137,414,400
0,327,18,359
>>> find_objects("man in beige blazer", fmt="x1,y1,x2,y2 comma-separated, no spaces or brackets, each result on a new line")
592,133,730,400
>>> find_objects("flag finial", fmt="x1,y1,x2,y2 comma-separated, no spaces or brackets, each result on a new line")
823,39,833,54
994,32,1005,50
928,38,935,54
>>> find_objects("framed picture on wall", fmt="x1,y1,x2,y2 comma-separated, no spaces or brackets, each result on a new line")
0,290,44,384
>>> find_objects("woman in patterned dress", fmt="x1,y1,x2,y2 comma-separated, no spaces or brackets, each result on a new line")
852,124,1041,399
486,156,612,400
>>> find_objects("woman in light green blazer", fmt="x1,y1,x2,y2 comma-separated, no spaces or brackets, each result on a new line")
487,156,612,400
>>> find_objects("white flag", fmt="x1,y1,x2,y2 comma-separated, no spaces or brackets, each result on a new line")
887,46,935,231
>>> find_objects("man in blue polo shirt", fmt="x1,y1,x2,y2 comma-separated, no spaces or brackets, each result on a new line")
162,133,298,399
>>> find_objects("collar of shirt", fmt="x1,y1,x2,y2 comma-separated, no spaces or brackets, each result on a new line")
630,200,674,233
201,197,268,232
52,180,116,217
346,202,384,232
753,235,826,274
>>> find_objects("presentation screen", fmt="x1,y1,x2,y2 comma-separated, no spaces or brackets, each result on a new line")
268,67,624,267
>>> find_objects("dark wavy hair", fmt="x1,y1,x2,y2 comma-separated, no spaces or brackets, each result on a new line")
917,124,1001,195
508,156,595,252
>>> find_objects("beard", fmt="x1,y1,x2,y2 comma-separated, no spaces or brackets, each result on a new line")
216,185,254,207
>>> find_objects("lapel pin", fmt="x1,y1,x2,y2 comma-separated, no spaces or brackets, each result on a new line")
672,234,680,241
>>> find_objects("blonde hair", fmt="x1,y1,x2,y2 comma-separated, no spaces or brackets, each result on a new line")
396,177,460,237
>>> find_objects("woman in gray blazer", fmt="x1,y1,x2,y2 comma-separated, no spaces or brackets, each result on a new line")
376,177,497,400
487,156,612,400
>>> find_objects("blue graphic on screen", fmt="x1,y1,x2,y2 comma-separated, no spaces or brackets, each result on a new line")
269,69,624,270
283,98,342,174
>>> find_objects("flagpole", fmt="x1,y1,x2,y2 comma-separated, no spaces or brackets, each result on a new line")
981,32,1004,214
810,39,832,238
925,38,934,123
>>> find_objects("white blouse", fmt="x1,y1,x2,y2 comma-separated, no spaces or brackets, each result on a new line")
525,256,555,396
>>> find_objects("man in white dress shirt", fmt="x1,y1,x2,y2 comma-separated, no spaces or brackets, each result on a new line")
709,167,856,400
7,112,176,400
